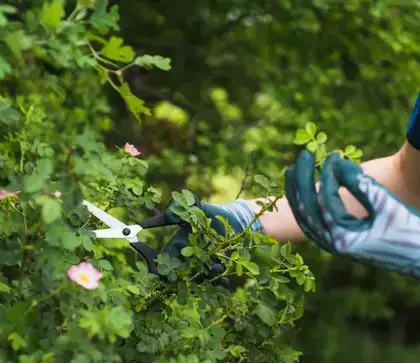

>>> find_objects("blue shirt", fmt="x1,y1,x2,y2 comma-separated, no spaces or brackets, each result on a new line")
407,92,420,149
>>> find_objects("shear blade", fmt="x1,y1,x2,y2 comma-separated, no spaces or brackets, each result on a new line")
92,225,142,239
82,199,127,229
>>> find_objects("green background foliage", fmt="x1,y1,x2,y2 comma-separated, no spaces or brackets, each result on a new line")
1,0,420,362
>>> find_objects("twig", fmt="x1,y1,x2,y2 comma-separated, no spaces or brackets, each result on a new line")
235,152,254,199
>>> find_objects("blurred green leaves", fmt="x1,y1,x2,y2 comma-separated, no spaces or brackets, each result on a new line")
101,36,135,63
40,0,65,30
134,54,172,71
293,122,363,165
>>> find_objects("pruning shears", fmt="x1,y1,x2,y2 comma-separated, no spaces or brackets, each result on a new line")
82,199,176,274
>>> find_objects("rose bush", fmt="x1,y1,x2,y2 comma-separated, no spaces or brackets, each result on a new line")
0,2,323,362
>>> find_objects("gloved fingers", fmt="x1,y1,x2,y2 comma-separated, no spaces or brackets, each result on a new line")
163,226,192,258
319,152,374,232
294,151,326,227
208,262,224,278
331,158,386,217
293,150,333,247
285,165,319,242
285,152,332,252
164,227,228,274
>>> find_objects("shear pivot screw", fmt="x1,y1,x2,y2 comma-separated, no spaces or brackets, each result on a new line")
122,228,131,236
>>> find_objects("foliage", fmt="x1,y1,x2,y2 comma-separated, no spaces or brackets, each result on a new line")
2,0,420,362
0,2,319,362
109,1,420,362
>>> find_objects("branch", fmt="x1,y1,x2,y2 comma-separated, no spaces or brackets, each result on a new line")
236,153,254,199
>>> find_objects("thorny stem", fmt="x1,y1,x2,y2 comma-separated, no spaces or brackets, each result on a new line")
227,195,282,245
87,42,119,69
235,153,254,199
205,314,228,330
147,279,178,308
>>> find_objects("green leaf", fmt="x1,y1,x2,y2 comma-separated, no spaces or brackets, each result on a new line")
136,336,160,354
171,190,189,209
293,129,312,145
0,98,21,124
182,189,196,206
296,273,305,285
280,242,291,257
315,144,327,163
118,82,150,120
98,259,113,271
62,233,81,250
305,122,317,138
316,132,327,144
0,282,11,293
350,149,363,159
306,140,318,152
3,30,33,59
42,198,62,224
108,306,133,338
286,255,297,265
36,158,54,178
81,237,93,251
181,246,195,257
344,145,356,155
135,261,149,275
254,174,270,189
90,0,119,32
0,56,12,80
304,278,314,292
127,285,140,295
41,352,54,363
23,172,44,193
255,304,276,326
134,54,172,71
169,204,187,219
156,253,181,280
131,183,143,196
41,0,65,29
235,261,243,276
0,5,16,27
277,275,291,283
101,36,135,63
229,345,246,357
8,332,27,350
241,260,260,275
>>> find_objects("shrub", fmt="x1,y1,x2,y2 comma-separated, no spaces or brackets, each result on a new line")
0,2,317,362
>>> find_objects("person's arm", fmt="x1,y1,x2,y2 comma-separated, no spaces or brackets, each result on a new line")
249,141,420,243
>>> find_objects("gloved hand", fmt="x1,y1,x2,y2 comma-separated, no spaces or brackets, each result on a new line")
161,194,263,288
285,150,420,278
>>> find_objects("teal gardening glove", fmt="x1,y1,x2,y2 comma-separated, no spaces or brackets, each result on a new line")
162,194,264,288
285,150,420,278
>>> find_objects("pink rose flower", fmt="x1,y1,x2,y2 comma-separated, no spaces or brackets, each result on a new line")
0,190,19,200
67,262,103,290
124,143,141,156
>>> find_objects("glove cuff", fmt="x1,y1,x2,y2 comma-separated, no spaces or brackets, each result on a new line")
209,199,264,233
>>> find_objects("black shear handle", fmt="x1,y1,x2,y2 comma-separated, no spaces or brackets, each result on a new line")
131,211,180,274
130,242,159,274
138,212,179,229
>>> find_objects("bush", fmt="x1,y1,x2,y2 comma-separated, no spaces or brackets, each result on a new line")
0,2,319,362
